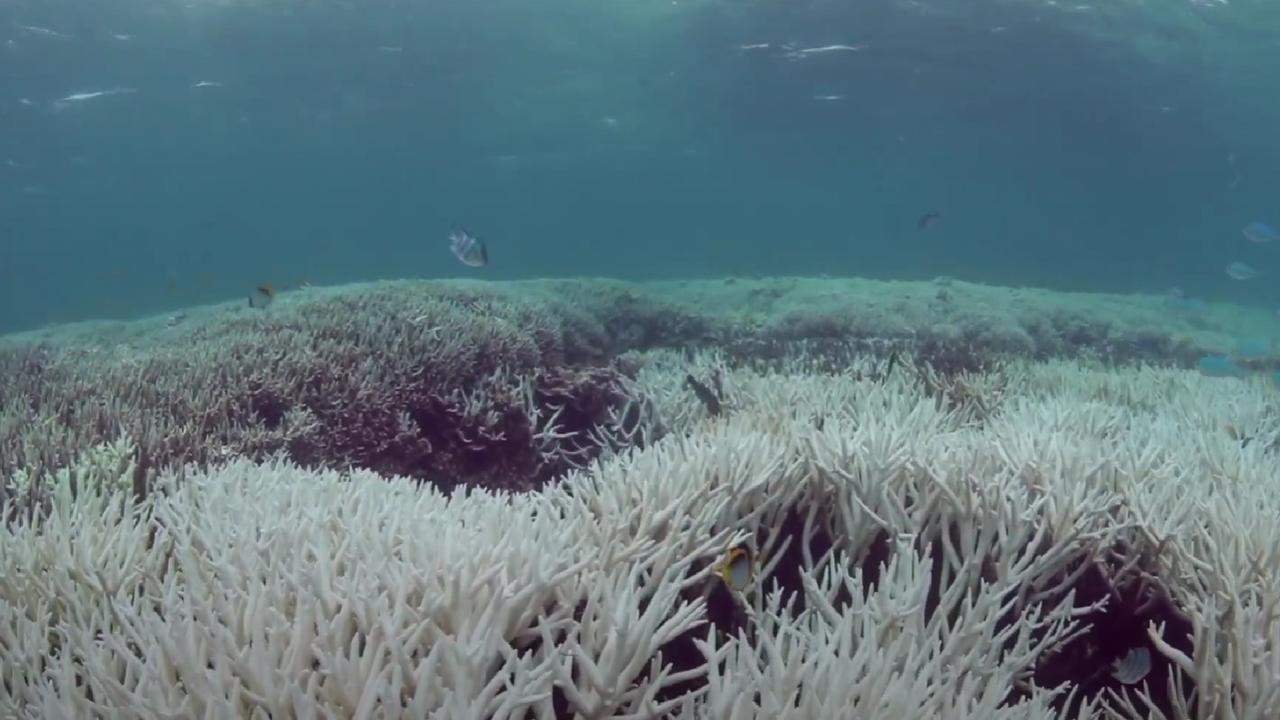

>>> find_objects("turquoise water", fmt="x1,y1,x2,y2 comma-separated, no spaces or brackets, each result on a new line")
2,0,1278,333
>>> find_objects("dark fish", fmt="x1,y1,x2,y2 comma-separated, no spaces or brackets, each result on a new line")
917,210,941,231
686,374,722,416
248,284,276,309
449,229,488,267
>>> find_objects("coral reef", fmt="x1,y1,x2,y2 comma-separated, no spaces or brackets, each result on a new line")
0,282,647,494
3,357,1279,717
1,276,1272,498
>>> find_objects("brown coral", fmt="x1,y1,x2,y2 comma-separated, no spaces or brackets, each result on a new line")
0,283,645,495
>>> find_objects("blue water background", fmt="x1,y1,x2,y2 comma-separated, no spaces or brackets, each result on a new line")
2,0,1279,333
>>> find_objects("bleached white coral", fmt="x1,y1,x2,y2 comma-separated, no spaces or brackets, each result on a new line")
2,358,1279,718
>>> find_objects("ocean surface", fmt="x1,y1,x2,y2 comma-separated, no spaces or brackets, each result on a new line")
2,0,1278,334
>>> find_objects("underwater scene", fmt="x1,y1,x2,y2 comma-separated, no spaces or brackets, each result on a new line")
3,0,1280,717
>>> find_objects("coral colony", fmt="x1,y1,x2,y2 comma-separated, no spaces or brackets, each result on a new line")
2,276,1280,718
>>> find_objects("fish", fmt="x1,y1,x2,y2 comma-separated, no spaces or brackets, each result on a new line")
1233,337,1276,360
1226,262,1259,280
812,94,844,101
1198,354,1248,378
191,81,222,89
792,43,867,55
248,284,276,309
685,373,723,416
1110,646,1151,685
718,545,754,592
15,24,71,38
56,88,136,103
738,43,770,50
1243,222,1278,244
784,44,868,60
448,229,488,267
917,210,941,231
1163,294,1207,315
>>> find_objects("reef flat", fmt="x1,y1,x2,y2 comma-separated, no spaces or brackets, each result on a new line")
2,276,1278,718
1,275,1273,490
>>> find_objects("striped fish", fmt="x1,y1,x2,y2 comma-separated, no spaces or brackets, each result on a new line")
248,284,276,309
718,545,754,592
448,229,488,267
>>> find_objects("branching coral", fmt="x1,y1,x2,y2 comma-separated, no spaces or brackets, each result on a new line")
0,276,1266,501
5,356,1278,717
0,283,650,496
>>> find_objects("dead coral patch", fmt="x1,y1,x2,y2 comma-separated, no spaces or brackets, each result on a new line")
0,276,1262,498
0,286,649,495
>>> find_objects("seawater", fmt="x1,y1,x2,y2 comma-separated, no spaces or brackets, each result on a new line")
1,0,1278,333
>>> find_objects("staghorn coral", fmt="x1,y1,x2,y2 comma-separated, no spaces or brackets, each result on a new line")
4,357,1280,717
0,282,645,496
1,275,1275,502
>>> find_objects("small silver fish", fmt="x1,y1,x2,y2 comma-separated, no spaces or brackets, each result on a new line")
15,24,71,38
1226,261,1259,280
1110,646,1151,685
793,43,867,55
57,88,136,103
448,229,488,267
1243,222,1278,244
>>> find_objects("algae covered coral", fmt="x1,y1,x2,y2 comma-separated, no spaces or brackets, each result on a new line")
0,276,1260,492
2,277,1280,718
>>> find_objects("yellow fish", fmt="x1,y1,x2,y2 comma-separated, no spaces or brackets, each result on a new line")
718,544,754,592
